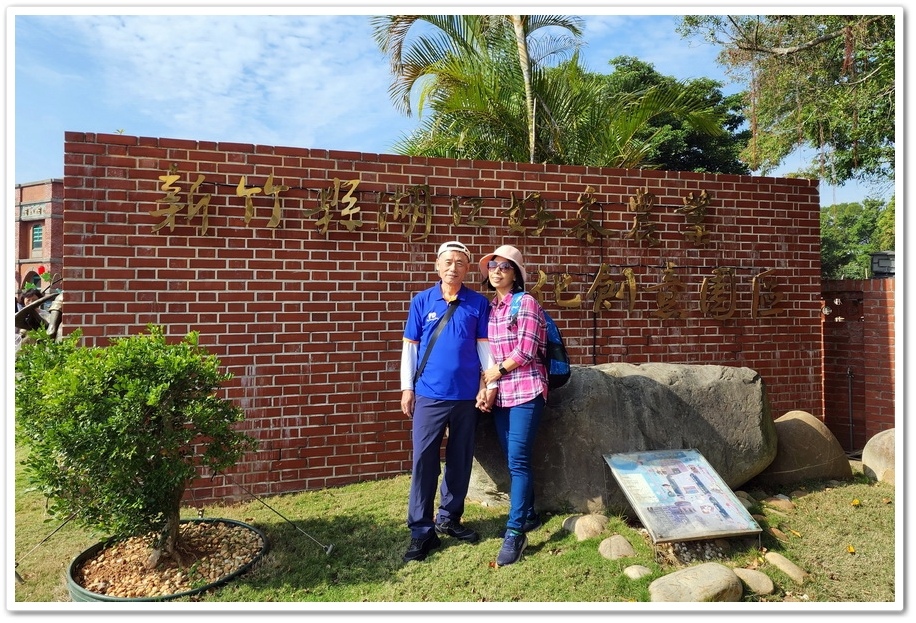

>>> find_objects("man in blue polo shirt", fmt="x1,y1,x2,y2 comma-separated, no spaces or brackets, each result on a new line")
400,240,496,562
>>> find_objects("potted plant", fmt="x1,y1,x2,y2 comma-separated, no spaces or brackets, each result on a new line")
15,325,262,600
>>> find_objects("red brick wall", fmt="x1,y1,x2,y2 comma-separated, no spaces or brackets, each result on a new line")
821,278,896,451
62,132,823,504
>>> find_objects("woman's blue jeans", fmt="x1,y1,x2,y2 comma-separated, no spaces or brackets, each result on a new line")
493,394,545,533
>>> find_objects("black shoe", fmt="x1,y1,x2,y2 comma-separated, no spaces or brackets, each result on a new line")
521,514,543,533
434,519,480,543
403,533,441,562
496,531,527,566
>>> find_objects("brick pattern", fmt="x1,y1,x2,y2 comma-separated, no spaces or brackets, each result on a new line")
62,132,824,504
14,179,64,290
822,279,896,451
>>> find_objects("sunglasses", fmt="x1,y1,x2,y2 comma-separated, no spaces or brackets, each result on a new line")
487,261,514,272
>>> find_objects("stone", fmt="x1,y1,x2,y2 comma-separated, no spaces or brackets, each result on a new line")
562,513,608,540
648,562,743,602
598,534,636,559
733,567,775,595
762,495,796,512
764,551,809,584
766,526,789,542
861,428,895,484
734,490,757,503
751,410,852,487
470,363,778,513
623,565,653,580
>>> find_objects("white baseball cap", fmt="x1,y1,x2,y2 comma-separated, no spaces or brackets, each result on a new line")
437,241,472,263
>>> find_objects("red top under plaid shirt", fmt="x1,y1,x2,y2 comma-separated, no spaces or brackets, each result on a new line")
488,292,548,408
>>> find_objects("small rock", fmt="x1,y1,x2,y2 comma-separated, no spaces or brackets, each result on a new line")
764,551,809,584
767,527,789,542
563,513,609,540
763,496,796,512
598,534,635,560
623,565,653,580
733,567,775,595
648,562,743,602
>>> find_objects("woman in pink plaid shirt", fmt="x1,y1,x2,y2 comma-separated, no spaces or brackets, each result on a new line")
478,244,548,566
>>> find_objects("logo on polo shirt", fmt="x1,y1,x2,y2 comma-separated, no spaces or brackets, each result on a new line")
426,311,439,323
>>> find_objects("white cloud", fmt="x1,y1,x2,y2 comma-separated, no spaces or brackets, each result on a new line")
49,15,400,147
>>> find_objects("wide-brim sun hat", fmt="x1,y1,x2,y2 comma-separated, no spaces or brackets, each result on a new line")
478,244,527,284
437,240,472,263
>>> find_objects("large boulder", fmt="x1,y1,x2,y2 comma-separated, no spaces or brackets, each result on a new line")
861,428,895,484
469,363,778,514
750,410,852,486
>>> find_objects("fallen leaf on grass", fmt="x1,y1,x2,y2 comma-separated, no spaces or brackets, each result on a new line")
847,545,856,554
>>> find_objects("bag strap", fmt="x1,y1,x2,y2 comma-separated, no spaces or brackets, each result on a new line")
508,291,523,322
413,298,460,385
508,291,547,361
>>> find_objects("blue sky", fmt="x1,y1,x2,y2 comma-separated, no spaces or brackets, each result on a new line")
8,4,897,207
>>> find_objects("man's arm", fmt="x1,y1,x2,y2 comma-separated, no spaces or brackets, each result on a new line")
400,339,419,416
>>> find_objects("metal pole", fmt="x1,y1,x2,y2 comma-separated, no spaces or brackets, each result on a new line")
847,367,854,451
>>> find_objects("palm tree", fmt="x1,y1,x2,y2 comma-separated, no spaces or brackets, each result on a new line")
371,14,583,163
372,14,727,169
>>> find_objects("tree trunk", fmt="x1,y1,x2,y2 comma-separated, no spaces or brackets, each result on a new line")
510,15,536,164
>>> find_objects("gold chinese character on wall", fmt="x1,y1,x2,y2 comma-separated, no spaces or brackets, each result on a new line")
304,178,361,234
552,272,583,308
646,262,687,319
150,165,214,235
378,184,432,241
450,197,489,227
236,172,289,228
504,192,556,236
567,185,612,244
699,267,736,320
751,269,786,318
622,187,659,247
586,263,636,313
676,189,711,246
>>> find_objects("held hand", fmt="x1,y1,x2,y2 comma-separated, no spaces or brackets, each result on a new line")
485,387,497,409
475,387,495,412
476,387,498,412
401,390,415,418
475,388,488,412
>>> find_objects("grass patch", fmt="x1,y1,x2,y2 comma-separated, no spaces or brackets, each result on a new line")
12,444,896,606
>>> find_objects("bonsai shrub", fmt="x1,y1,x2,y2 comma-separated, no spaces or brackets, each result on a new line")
15,325,258,567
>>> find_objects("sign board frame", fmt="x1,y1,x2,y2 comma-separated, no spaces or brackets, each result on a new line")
604,448,761,544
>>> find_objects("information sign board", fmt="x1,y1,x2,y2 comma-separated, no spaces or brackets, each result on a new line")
604,448,761,544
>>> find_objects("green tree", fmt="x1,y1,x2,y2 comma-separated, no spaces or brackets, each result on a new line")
373,15,731,169
15,326,258,567
874,196,895,251
543,60,729,168
820,198,891,279
596,56,750,174
371,14,583,163
677,15,895,186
